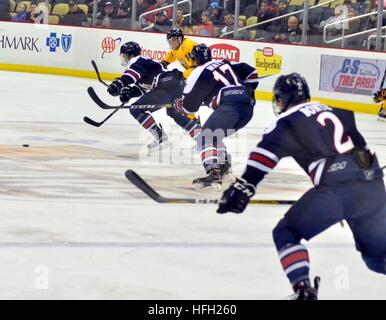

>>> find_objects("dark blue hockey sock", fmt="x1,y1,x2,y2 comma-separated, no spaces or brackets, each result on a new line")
130,109,162,139
166,107,201,140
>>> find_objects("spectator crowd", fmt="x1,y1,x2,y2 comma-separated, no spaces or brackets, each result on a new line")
0,0,385,49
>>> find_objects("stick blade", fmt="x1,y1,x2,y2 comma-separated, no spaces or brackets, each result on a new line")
83,116,102,127
125,170,164,203
87,86,120,109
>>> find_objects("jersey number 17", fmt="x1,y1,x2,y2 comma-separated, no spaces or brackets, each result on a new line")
213,64,241,86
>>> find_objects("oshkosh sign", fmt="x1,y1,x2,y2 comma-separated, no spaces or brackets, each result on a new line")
0,35,40,52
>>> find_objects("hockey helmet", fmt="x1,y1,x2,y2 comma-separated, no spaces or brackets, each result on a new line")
120,41,141,57
190,44,212,66
272,73,310,115
167,28,184,41
167,28,184,50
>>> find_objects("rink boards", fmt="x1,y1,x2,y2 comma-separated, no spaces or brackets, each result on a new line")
0,21,385,114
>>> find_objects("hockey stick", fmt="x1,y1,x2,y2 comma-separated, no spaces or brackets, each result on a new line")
125,169,296,205
91,60,109,87
83,103,125,127
379,68,386,90
376,69,386,120
87,87,170,110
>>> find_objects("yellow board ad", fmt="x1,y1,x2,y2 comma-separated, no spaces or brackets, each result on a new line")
255,47,282,79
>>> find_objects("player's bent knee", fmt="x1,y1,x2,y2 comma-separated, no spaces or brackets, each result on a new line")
272,219,290,248
362,254,386,275
272,218,302,250
272,219,285,244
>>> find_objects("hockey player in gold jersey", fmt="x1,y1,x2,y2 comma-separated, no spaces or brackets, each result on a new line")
373,88,386,120
161,28,197,79
162,28,199,121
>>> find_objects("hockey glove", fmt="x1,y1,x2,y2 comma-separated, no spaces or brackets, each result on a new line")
171,68,184,81
373,88,386,103
217,178,256,214
107,78,124,97
120,86,142,103
160,60,170,68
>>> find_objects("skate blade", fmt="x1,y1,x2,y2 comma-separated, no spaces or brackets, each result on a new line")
377,116,386,122
192,182,222,190
283,293,299,300
147,141,172,156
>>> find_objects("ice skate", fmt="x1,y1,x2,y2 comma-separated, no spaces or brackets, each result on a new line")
377,107,386,121
147,126,171,156
287,277,321,300
192,168,222,189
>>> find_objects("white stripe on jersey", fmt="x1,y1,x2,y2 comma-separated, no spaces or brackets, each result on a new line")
313,158,326,186
245,70,259,83
126,55,142,68
247,160,272,173
123,72,138,83
183,60,217,95
253,147,279,163
308,158,324,173
263,101,323,135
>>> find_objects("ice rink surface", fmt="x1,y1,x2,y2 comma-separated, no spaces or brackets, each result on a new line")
1,70,386,299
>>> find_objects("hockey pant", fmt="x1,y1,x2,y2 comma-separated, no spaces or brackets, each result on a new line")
130,80,200,141
272,178,386,287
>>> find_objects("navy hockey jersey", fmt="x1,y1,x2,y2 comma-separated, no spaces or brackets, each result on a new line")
121,55,166,93
242,101,370,187
181,60,258,114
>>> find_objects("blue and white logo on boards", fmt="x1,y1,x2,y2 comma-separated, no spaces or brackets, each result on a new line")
61,34,72,53
46,32,60,52
46,32,72,53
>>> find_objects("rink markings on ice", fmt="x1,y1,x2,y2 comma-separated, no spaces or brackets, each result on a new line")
0,242,355,249
0,145,110,158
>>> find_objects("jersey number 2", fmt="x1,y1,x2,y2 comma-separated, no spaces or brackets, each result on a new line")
317,112,354,154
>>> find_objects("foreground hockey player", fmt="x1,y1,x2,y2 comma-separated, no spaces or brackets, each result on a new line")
174,44,259,188
373,87,386,120
107,41,201,150
217,73,386,299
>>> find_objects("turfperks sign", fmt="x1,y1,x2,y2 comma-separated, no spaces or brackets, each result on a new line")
254,47,282,79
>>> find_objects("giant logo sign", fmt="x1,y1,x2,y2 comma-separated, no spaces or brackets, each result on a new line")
209,43,240,62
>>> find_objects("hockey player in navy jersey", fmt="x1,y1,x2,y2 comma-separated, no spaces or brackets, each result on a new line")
217,73,386,299
106,41,202,150
174,43,259,188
